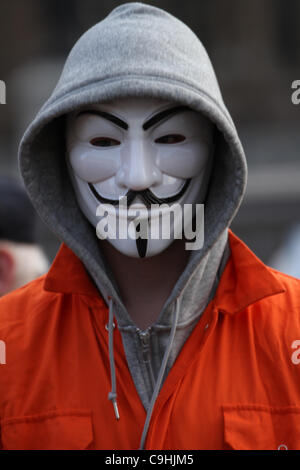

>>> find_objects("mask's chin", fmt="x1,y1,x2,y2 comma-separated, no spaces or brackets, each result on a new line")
96,201,184,258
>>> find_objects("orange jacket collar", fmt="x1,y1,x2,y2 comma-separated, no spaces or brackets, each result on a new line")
213,230,285,314
44,243,100,298
43,230,285,313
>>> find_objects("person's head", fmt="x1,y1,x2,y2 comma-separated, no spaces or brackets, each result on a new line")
66,97,215,258
0,177,49,296
18,3,247,274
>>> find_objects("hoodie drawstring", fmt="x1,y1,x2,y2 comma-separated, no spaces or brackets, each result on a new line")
106,295,180,442
139,297,180,450
107,297,120,420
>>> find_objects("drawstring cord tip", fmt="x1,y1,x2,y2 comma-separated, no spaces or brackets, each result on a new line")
113,400,120,421
108,392,120,420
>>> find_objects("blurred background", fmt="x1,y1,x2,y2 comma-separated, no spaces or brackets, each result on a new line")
0,0,299,277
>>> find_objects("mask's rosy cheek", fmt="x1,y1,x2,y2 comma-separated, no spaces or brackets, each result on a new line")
156,141,211,179
68,144,120,183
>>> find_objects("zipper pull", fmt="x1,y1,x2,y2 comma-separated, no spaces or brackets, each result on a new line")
138,328,151,363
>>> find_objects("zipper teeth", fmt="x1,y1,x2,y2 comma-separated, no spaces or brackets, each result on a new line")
137,327,156,390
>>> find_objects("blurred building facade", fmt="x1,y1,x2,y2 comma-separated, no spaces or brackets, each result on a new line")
0,0,299,272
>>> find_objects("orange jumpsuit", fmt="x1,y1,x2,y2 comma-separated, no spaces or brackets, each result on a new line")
0,231,300,450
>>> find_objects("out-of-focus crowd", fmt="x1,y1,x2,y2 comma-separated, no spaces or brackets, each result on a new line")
0,177,49,297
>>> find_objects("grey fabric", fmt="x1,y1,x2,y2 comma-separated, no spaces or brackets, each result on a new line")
18,3,247,411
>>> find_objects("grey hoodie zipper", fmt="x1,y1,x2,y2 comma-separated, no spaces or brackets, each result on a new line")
137,327,156,392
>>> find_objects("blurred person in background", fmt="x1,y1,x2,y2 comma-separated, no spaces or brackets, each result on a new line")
0,177,49,296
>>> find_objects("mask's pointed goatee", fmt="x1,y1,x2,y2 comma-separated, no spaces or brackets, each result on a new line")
135,223,148,258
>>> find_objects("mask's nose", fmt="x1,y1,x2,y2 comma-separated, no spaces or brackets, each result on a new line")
115,140,162,191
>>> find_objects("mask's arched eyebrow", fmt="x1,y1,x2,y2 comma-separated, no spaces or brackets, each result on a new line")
143,105,190,131
76,110,128,130
76,105,190,132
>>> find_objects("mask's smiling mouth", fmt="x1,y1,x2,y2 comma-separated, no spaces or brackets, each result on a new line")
88,179,191,209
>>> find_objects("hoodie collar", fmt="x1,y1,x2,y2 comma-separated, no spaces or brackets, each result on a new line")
44,230,285,314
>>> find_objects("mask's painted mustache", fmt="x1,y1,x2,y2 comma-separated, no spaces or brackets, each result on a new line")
89,179,191,208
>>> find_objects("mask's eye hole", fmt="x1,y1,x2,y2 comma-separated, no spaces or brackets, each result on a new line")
90,137,121,147
155,134,186,144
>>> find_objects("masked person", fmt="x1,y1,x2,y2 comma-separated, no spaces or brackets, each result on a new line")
0,3,300,451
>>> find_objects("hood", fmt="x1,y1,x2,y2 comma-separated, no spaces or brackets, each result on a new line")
18,2,247,446
19,2,247,268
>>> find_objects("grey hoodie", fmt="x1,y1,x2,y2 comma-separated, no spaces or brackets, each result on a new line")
19,2,247,447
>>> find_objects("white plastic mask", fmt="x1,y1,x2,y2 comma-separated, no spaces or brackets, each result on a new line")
66,97,214,258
